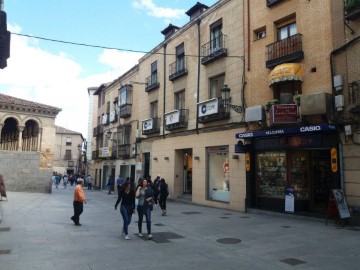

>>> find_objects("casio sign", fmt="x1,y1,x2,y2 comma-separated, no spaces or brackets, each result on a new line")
237,133,254,138
300,126,321,132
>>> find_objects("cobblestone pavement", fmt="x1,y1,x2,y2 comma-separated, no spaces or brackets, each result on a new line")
0,186,359,270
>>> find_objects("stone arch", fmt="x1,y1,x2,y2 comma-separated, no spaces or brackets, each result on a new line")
21,116,43,129
0,114,21,126
22,119,40,151
0,117,20,151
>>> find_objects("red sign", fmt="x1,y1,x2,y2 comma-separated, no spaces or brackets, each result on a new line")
270,104,298,126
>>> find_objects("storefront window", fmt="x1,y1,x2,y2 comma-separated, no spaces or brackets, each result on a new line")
290,151,309,199
207,146,229,202
257,151,286,198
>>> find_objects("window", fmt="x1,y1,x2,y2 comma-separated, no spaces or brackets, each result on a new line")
65,149,72,160
210,19,223,51
66,137,72,146
254,27,266,40
151,61,158,85
175,91,185,110
207,146,229,203
277,22,296,40
209,75,225,99
106,101,110,114
113,98,118,110
150,101,158,118
176,43,185,71
101,91,105,105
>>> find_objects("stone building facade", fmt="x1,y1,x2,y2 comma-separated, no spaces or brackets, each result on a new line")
0,93,61,193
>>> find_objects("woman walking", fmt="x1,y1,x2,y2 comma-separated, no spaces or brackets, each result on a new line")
114,182,135,240
135,179,154,239
159,178,169,216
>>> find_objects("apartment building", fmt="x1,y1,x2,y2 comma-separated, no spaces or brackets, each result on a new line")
89,0,360,215
239,0,360,214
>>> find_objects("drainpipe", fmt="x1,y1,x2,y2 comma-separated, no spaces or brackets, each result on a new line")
163,43,167,139
196,19,201,134
247,0,250,72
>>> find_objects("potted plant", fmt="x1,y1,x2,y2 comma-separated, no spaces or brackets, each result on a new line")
293,94,301,106
264,99,279,111
345,0,360,12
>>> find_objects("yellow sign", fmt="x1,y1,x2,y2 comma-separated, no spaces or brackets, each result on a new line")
331,148,338,173
245,152,250,172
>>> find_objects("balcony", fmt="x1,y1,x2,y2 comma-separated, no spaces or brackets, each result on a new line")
93,125,104,137
345,1,360,20
119,104,132,118
266,0,284,7
197,98,230,124
201,34,227,65
102,114,110,126
116,144,131,159
266,34,304,69
142,117,161,135
169,57,188,81
165,109,189,130
109,111,118,123
92,150,99,160
145,74,160,92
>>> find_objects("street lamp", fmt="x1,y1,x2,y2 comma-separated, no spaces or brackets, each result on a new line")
221,84,243,113
106,129,112,140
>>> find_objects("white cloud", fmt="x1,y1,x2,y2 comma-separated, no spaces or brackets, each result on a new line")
0,24,144,140
132,0,185,20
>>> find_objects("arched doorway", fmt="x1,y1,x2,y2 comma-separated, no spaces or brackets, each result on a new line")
22,120,39,151
0,117,19,151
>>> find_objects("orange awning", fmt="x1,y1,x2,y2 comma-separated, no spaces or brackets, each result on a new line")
268,63,304,86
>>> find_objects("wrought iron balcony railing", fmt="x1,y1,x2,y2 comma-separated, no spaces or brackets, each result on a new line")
201,34,227,65
266,34,304,68
197,98,230,124
142,117,161,135
116,144,131,159
119,104,132,118
145,74,160,92
165,109,189,130
93,125,104,137
169,57,188,81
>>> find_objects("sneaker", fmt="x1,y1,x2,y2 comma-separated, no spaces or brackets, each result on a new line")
148,234,153,239
163,210,167,216
125,235,130,240
138,233,143,237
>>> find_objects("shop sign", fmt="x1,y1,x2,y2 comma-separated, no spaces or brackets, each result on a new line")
284,187,295,213
99,147,112,158
165,110,180,125
198,98,219,117
270,104,298,125
245,152,250,171
142,118,153,131
331,148,338,172
235,124,336,139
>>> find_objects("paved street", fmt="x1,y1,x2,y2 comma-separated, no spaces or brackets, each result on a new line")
0,185,360,270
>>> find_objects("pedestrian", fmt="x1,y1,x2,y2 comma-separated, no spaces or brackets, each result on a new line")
152,176,160,206
86,174,92,190
159,178,169,216
114,182,135,240
107,175,114,195
71,177,87,226
135,178,154,239
51,172,56,187
55,173,61,189
116,175,124,195
63,174,69,189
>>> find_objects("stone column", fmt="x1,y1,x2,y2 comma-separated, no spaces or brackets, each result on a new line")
37,127,42,152
0,124,2,150
17,126,25,151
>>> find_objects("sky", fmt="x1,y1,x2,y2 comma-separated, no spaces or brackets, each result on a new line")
0,0,218,140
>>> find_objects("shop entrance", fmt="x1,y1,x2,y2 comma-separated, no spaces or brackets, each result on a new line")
183,149,192,194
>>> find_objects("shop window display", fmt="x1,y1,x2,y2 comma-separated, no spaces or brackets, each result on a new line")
207,146,229,202
257,152,286,198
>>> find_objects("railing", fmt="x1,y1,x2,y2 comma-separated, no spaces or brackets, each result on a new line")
92,150,99,160
116,144,131,159
169,57,188,81
145,74,160,92
197,98,230,124
165,109,189,130
201,34,227,65
119,104,132,118
93,125,104,137
266,34,304,68
345,1,360,20
142,117,161,135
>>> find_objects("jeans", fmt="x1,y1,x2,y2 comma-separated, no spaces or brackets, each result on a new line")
137,205,151,234
120,205,132,235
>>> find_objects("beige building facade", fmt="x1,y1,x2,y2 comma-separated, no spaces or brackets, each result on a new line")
0,93,61,192
89,0,360,215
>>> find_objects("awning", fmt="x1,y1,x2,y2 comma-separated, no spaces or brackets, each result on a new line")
268,63,304,86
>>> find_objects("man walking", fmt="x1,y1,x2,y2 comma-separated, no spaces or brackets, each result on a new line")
71,177,87,226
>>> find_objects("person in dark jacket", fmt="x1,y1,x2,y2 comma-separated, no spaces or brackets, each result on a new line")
159,178,169,216
115,182,135,240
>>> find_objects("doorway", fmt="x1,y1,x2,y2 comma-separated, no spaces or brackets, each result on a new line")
183,149,193,194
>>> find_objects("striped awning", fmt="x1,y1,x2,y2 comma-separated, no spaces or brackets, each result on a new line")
268,63,304,86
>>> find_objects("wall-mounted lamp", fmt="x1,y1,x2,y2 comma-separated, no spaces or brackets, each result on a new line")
105,129,112,140
194,156,200,161
232,155,239,160
164,157,169,161
153,157,158,161
221,84,243,113
310,67,317,73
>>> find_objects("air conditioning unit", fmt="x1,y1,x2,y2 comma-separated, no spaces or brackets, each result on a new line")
333,75,343,92
335,95,344,111
300,92,332,116
245,106,265,122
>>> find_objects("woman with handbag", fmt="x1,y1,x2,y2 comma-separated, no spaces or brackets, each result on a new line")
115,182,135,240
135,179,154,239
